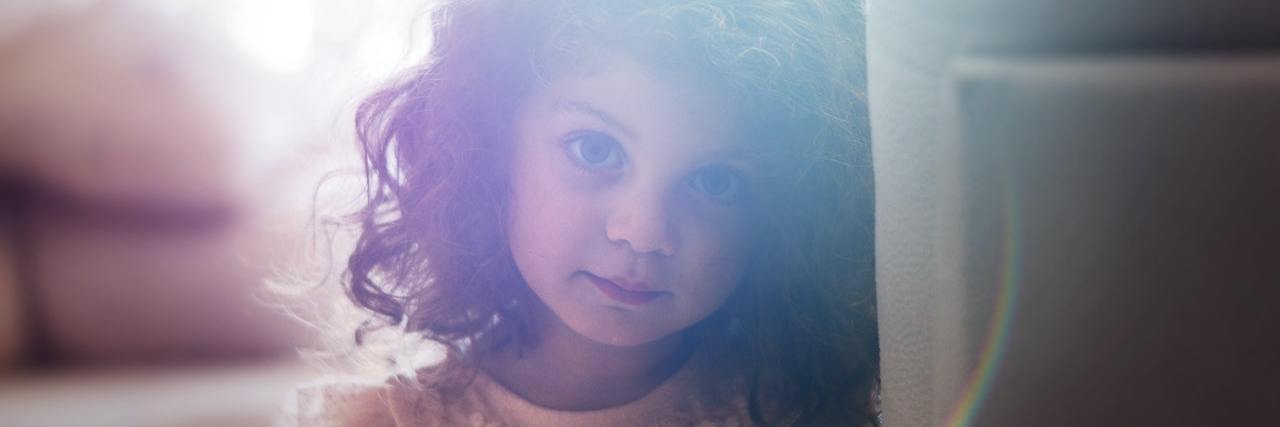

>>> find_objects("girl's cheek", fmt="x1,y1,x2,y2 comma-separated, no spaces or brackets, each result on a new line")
721,211,762,260
686,208,756,259
554,149,622,194
685,198,756,242
560,168,616,194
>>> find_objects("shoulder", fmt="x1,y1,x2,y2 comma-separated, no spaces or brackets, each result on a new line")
281,365,467,427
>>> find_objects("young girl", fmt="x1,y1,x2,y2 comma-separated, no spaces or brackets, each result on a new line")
292,0,878,425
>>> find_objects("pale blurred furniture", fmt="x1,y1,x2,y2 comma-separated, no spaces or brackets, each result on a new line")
870,0,1280,425
0,4,320,427
0,360,312,427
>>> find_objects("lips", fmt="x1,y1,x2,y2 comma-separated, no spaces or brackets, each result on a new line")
586,273,666,305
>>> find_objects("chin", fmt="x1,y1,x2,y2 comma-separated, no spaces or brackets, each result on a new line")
568,312,678,348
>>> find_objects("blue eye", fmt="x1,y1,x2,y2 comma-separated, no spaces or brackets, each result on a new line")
690,165,744,202
565,131,623,170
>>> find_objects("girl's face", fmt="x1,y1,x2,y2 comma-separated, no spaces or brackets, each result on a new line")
507,54,760,347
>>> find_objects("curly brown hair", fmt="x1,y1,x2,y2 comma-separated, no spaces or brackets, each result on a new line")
346,0,877,424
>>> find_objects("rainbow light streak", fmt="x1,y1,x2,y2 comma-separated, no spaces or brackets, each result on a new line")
944,171,1023,427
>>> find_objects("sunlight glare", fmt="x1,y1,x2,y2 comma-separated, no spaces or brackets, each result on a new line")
227,0,315,74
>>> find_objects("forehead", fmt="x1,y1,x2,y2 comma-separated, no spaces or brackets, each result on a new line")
524,54,750,162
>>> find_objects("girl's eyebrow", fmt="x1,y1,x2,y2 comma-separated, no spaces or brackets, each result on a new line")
706,147,764,173
554,100,636,139
553,98,759,169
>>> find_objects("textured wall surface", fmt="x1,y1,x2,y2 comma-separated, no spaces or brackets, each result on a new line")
868,1,962,424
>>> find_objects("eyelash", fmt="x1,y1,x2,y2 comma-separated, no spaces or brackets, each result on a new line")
688,165,746,204
562,130,749,204
564,131,625,172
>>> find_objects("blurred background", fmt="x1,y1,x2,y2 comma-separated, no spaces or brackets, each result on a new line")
5,1,1279,426
0,1,433,425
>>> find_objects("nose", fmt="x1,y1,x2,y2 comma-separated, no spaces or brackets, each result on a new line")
605,190,677,257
